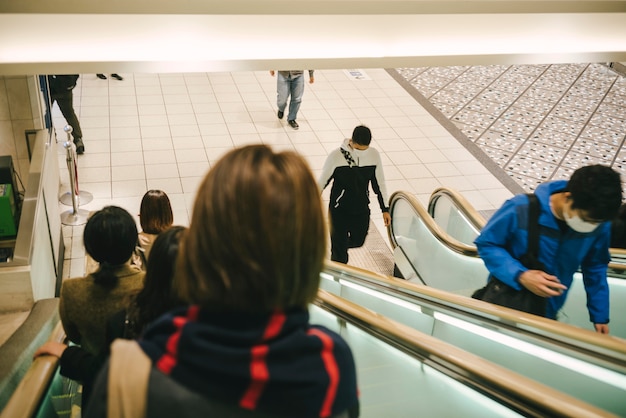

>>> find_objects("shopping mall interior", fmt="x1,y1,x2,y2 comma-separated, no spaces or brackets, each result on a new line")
0,2,625,417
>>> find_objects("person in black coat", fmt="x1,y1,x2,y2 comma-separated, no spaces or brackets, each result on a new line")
47,74,85,154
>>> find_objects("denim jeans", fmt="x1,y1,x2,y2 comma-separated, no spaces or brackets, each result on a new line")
276,72,305,121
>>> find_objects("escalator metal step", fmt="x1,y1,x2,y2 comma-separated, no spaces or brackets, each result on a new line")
345,221,394,276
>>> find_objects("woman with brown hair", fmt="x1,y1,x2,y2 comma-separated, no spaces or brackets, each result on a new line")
137,189,173,261
87,145,359,417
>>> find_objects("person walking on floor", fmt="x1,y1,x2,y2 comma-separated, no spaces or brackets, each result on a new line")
270,70,314,130
318,125,391,264
47,74,85,154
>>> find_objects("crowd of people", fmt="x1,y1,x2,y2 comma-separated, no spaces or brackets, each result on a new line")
36,147,361,417
39,73,626,413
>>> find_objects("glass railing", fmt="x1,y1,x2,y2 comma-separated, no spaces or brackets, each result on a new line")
427,186,626,276
388,190,487,294
428,187,484,246
320,262,626,416
1,322,68,418
388,189,626,339
4,291,615,418
312,290,612,418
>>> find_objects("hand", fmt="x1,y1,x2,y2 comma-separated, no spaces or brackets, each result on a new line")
270,70,275,76
594,323,609,334
382,212,391,227
518,269,567,297
34,341,67,359
309,76,315,84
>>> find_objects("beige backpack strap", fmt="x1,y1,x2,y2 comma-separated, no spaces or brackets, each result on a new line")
107,339,151,418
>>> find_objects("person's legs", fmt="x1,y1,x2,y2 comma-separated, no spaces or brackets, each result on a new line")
330,210,350,263
276,72,290,115
54,90,84,154
54,91,83,140
287,75,305,121
347,212,370,249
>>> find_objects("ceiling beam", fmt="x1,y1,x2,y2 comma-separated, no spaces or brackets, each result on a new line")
0,2,624,75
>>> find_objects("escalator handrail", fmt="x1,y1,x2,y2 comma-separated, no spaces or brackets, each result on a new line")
426,186,626,272
429,186,487,231
0,322,66,418
388,190,478,256
315,289,618,418
323,260,626,356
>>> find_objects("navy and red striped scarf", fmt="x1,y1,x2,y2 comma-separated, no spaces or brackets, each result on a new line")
139,306,359,417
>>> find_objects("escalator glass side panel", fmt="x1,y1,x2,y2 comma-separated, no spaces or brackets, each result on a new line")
431,313,626,416
391,198,488,295
559,273,626,338
319,270,626,416
429,193,480,245
34,368,80,418
308,304,523,418
390,192,626,339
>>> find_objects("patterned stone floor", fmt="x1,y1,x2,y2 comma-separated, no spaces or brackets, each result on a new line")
391,63,626,193
359,63,626,276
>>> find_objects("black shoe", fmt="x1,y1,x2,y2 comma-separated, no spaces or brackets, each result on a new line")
277,110,284,119
74,138,85,155
111,74,123,81
288,120,299,130
96,74,107,80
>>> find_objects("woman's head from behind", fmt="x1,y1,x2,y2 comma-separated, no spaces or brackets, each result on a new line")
178,144,326,312
133,225,187,333
84,206,138,286
139,190,173,234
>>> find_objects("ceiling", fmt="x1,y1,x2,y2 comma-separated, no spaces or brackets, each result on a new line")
1,0,625,75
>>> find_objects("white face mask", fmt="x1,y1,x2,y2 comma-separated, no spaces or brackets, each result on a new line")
349,140,368,158
564,211,599,233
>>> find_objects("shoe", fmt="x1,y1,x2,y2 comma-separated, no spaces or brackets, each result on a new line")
96,74,107,80
288,120,299,130
277,110,284,119
111,74,123,81
74,138,85,155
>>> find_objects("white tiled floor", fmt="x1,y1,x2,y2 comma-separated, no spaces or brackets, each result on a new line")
53,69,514,279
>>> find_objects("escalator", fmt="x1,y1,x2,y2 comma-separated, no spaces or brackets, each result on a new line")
390,188,626,338
2,291,615,418
320,262,626,416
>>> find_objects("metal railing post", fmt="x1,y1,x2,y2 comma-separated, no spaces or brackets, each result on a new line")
59,125,92,207
60,125,89,226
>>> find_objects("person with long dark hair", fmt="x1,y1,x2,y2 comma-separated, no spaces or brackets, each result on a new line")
35,225,186,407
59,206,144,355
138,189,174,261
87,145,359,417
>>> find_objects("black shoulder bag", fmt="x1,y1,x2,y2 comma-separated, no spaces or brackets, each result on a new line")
471,194,547,317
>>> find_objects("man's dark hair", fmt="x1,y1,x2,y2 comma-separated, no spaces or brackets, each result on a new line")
352,125,371,146
568,165,623,221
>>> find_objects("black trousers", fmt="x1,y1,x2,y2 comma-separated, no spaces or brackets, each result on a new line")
52,90,83,140
330,209,370,264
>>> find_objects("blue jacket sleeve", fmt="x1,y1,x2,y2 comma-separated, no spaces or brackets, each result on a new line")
474,198,529,290
580,226,611,324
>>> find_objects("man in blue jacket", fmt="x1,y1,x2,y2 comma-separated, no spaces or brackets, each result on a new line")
475,165,622,334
